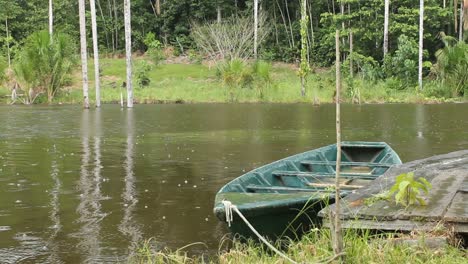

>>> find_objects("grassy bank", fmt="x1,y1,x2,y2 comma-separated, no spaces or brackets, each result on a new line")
2,57,466,105
132,229,467,263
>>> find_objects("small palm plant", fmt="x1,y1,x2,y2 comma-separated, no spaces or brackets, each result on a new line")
14,30,76,103
433,33,468,97
388,172,432,207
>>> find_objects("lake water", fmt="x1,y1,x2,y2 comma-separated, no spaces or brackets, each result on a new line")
0,103,467,262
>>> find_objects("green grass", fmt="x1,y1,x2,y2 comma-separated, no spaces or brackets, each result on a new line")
3,57,466,105
131,229,467,263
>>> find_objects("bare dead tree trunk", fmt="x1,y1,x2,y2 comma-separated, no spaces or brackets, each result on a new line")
459,1,464,41
254,0,259,59
90,0,101,108
349,31,353,78
383,0,390,56
217,3,222,23
333,29,343,258
418,0,424,91
49,0,53,39
124,0,133,108
79,0,90,109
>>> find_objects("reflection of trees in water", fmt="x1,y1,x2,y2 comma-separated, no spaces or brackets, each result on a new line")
74,110,107,262
45,157,61,263
118,110,142,259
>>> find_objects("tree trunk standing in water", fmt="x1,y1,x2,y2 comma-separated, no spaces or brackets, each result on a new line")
78,0,89,109
124,0,133,108
418,0,424,91
90,0,101,108
49,0,53,39
333,29,343,259
383,0,390,56
254,0,258,59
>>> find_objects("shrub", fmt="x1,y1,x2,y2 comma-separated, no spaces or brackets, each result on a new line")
14,30,76,103
144,32,165,65
433,33,468,97
136,60,152,88
216,59,253,88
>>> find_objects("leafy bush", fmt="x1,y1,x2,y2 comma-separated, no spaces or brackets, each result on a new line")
136,60,152,88
0,55,6,83
252,60,272,99
382,35,419,86
14,30,76,103
143,32,165,65
433,33,468,96
216,59,253,88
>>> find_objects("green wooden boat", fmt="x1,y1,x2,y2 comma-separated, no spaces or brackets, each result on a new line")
213,141,402,240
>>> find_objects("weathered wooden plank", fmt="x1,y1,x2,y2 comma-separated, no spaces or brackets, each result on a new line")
301,160,393,167
272,171,377,180
319,150,468,233
444,191,468,223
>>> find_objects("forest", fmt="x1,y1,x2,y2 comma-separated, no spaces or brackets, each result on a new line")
0,0,467,105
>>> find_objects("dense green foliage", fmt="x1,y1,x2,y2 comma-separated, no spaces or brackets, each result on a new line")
14,30,76,103
0,0,467,103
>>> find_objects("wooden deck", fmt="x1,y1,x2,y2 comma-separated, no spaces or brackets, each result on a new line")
320,150,468,233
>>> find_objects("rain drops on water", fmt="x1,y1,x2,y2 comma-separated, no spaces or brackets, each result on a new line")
162,216,166,220
184,180,188,184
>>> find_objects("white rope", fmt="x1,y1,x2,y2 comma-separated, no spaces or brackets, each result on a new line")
223,200,234,227
221,200,298,264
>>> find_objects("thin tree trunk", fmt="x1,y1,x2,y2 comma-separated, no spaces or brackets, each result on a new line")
217,4,222,23
333,28,343,258
124,0,133,108
5,19,10,68
459,1,464,41
284,0,295,47
308,1,315,47
418,0,424,91
156,0,161,15
276,0,292,48
273,4,279,45
113,0,118,50
300,0,307,97
383,0,390,56
96,0,110,51
350,31,353,78
455,0,458,33
49,0,53,39
254,0,259,59
107,0,115,53
79,0,90,109
90,0,101,108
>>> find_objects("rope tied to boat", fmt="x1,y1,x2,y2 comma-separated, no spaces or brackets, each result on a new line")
222,200,234,227
221,200,299,264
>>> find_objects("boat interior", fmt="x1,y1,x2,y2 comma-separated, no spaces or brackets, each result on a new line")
223,142,400,194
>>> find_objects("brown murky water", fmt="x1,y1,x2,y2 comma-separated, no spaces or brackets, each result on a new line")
0,103,467,262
